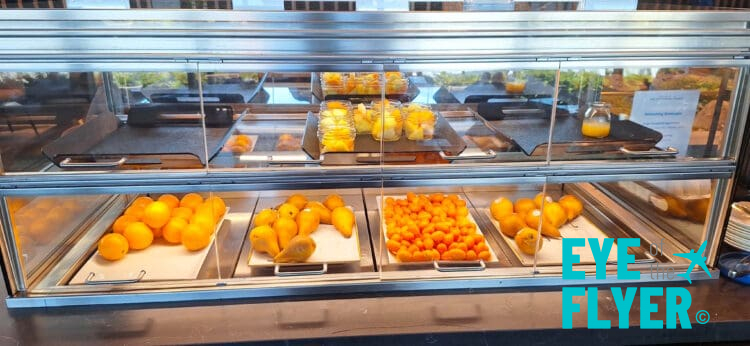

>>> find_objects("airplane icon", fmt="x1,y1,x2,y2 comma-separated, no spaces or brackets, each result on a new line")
673,240,712,284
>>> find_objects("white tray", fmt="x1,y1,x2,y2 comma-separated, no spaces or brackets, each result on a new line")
248,206,361,267
69,208,228,284
376,195,498,264
485,209,617,266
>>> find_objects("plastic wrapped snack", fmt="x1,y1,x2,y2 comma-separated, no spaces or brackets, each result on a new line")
403,103,436,141
353,103,374,134
371,100,403,142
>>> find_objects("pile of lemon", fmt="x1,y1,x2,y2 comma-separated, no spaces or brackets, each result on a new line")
98,193,226,261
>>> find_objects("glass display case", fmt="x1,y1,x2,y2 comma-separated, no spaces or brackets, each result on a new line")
0,9,748,308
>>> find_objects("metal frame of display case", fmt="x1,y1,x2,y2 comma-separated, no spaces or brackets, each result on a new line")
0,10,748,308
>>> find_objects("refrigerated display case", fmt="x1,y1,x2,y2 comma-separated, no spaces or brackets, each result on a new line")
0,9,748,308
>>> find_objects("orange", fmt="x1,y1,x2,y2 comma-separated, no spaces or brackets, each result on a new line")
113,215,138,234
204,196,227,221
514,198,536,215
559,195,584,221
152,227,163,238
124,205,145,220
277,203,299,219
490,197,514,221
163,217,188,244
171,206,193,221
542,202,567,228
534,193,554,209
98,233,129,261
132,196,154,208
515,227,542,255
285,194,308,210
441,248,467,261
254,208,278,227
323,194,346,211
143,201,171,229
157,194,180,210
191,213,216,235
180,193,204,211
182,223,211,251
497,213,526,237
123,222,154,250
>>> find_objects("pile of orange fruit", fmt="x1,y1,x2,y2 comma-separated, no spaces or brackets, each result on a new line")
384,193,492,262
490,192,583,255
97,193,226,261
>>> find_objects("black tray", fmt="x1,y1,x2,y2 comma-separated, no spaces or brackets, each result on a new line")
42,111,243,168
301,112,467,160
485,115,662,156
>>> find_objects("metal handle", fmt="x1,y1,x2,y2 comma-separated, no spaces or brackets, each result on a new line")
85,270,146,285
267,159,322,165
440,149,496,161
274,263,328,277
60,157,127,168
433,260,486,272
619,146,678,158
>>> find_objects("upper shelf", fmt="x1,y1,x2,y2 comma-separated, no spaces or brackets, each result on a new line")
0,10,749,63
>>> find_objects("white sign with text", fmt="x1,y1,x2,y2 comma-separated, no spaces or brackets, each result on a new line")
629,90,700,156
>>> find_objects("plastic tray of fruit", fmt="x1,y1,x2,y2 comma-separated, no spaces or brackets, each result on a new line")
69,193,228,284
247,193,361,276
316,72,414,103
486,192,617,266
377,193,498,270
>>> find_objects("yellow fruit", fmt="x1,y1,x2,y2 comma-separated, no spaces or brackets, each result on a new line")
204,196,227,221
515,227,543,255
559,195,584,221
152,227,163,238
132,196,154,208
490,197,514,221
249,225,280,257
277,203,300,219
181,224,211,251
524,209,542,229
124,205,145,220
498,213,526,238
534,193,554,209
286,194,308,210
305,201,332,224
273,217,298,250
525,209,560,238
331,207,355,238
514,198,536,215
123,222,154,250
180,193,204,211
194,203,218,223
274,235,316,263
157,194,180,210
323,194,346,211
191,213,216,235
542,202,567,228
171,207,193,221
254,208,278,227
98,233,129,261
144,201,171,229
113,215,138,234
163,217,188,244
296,209,320,236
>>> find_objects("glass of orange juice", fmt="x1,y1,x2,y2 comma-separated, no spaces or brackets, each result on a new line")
581,102,611,138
